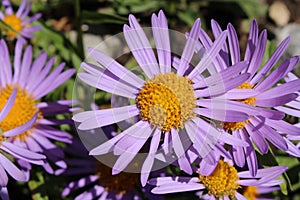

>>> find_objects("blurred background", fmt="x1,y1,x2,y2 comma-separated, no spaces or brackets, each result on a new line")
5,0,300,199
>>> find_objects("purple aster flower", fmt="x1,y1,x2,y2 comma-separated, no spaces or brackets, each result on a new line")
149,159,287,200
0,90,46,199
0,0,41,39
61,138,163,200
73,10,252,186
197,19,300,176
0,38,75,174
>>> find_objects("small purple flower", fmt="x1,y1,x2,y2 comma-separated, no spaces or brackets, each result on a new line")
149,159,286,200
0,90,45,199
0,0,41,39
74,10,252,186
197,19,300,176
0,38,75,174
61,139,163,200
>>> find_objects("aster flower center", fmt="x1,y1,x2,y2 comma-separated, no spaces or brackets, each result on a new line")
136,72,196,132
224,82,255,131
199,160,240,198
3,14,22,38
0,85,40,137
242,186,258,200
95,162,139,194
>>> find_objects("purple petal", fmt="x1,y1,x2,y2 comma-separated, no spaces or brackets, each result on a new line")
177,19,200,76
151,182,204,194
151,10,171,74
0,88,17,122
244,123,268,154
4,113,38,137
227,23,240,65
76,105,139,130
0,154,26,182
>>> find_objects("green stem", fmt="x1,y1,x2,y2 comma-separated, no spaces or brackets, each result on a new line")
74,0,84,59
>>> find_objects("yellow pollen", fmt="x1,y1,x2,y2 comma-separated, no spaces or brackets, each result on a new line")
224,82,255,131
136,72,196,132
95,162,139,194
199,160,240,198
0,85,41,140
242,186,258,200
3,14,22,38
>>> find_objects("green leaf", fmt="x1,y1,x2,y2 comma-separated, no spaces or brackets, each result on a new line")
81,10,128,24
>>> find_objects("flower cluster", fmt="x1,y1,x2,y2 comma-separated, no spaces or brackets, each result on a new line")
74,9,300,200
0,0,299,199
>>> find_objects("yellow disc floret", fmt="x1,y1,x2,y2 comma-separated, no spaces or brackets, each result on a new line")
242,186,258,200
199,160,240,198
0,85,40,140
3,14,22,38
136,72,196,132
224,82,255,131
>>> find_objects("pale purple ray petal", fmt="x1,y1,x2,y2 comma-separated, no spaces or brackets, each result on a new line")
0,88,16,122
18,45,32,88
199,152,218,175
25,137,43,153
227,23,240,65
141,129,161,186
250,117,288,151
12,38,27,84
19,1,31,19
2,0,13,15
244,123,268,154
89,120,147,155
21,13,42,26
149,176,197,185
255,93,298,107
184,121,212,159
235,192,247,200
198,26,227,71
0,154,26,182
171,129,192,174
254,56,299,91
218,131,249,147
197,99,260,116
244,19,259,61
113,122,154,155
195,108,249,122
124,23,159,78
4,113,38,137
256,79,300,99
112,123,153,174
88,49,144,88
240,128,258,176
151,182,204,194
265,119,300,135
194,73,250,97
0,165,8,187
275,105,300,117
162,131,172,155
0,187,9,200
1,142,45,165
27,57,55,92
238,166,287,178
0,40,12,86
257,186,280,194
258,108,285,120
16,0,26,17
246,30,267,77
151,10,171,74
22,26,42,33
225,89,259,99
75,105,139,130
193,61,247,89
20,31,34,39
250,37,291,85
177,19,200,76
284,138,300,157
232,130,245,167
78,72,137,99
34,126,72,143
188,30,228,79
